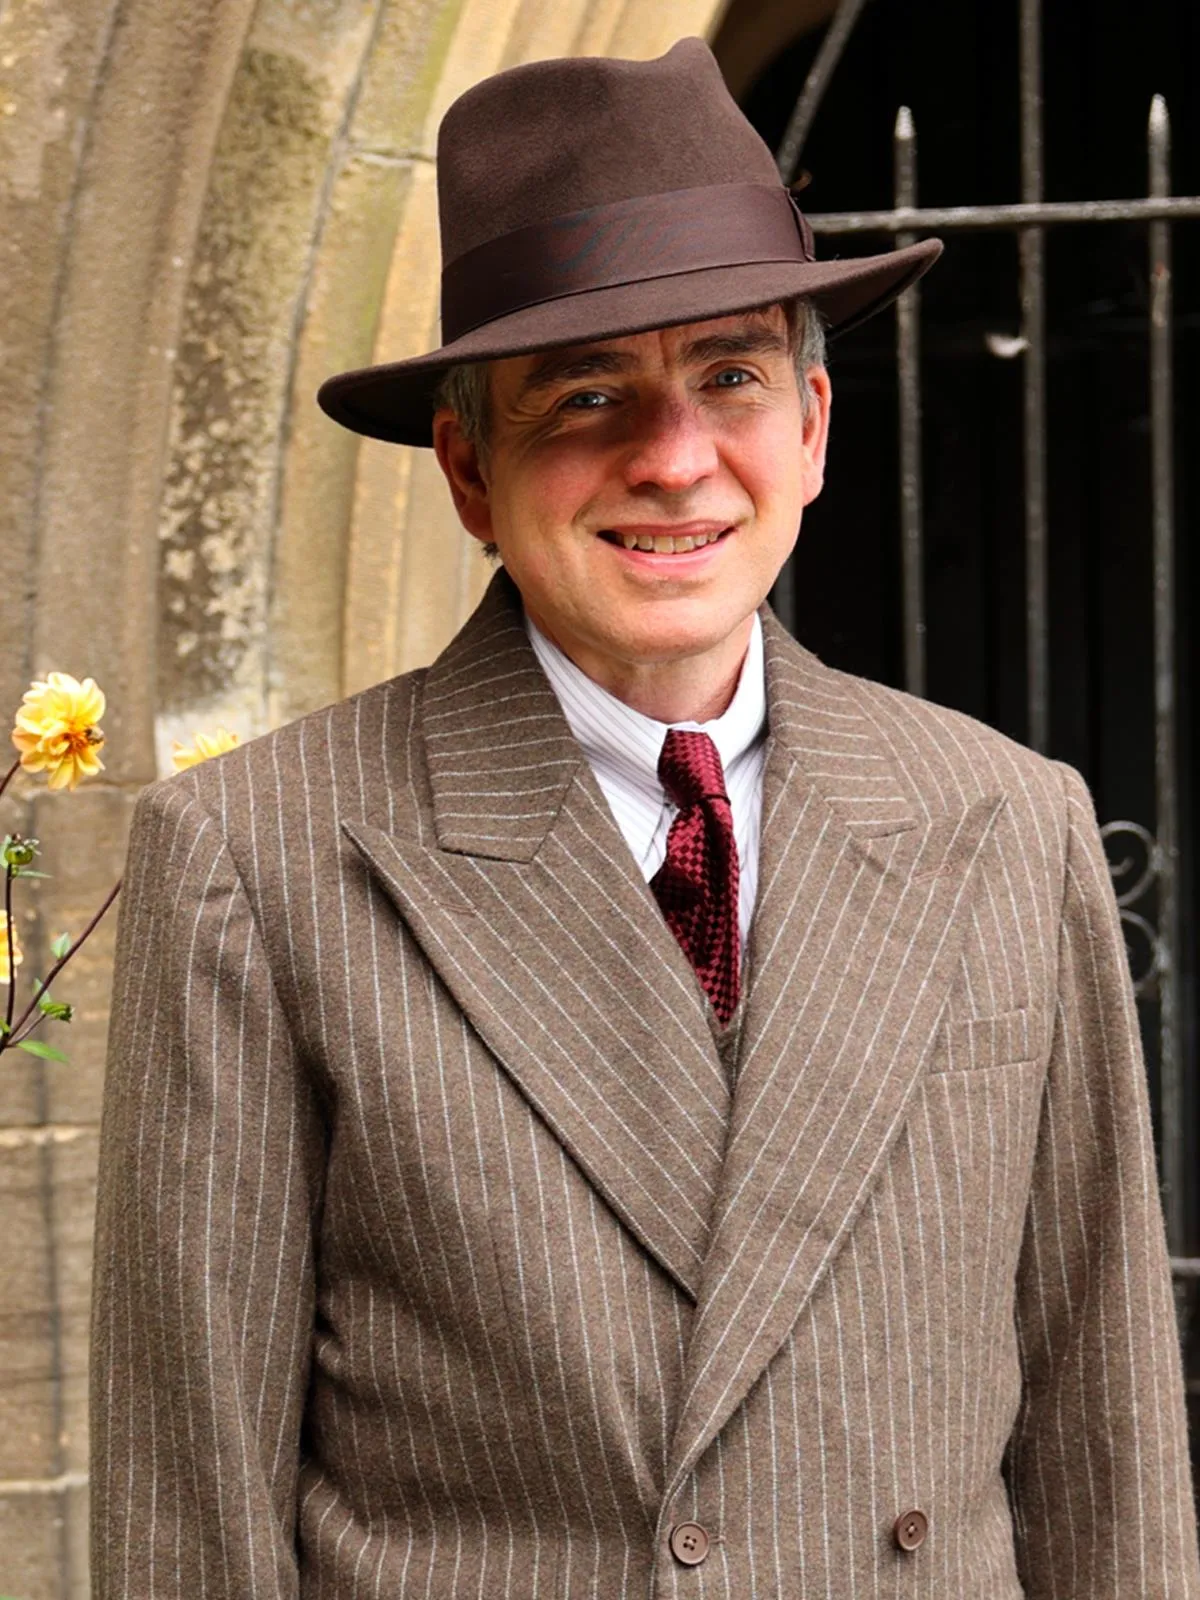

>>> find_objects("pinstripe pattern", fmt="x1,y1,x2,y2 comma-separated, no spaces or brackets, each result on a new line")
91,570,1199,1597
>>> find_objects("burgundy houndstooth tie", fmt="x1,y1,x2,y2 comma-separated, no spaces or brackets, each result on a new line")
650,730,741,1025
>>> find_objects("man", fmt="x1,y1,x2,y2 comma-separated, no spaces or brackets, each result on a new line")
91,38,1199,1598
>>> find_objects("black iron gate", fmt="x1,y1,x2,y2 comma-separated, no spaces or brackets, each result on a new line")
759,0,1200,1480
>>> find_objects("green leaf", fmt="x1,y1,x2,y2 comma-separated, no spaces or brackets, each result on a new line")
16,1038,69,1062
37,994,73,1022
13,868,51,879
50,933,71,960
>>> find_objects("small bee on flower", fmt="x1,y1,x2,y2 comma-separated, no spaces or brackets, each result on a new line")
172,727,241,772
10,673,106,791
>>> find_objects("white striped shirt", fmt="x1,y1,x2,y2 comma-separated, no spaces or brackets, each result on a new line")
525,614,767,949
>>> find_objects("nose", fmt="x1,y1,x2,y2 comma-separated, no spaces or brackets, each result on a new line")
621,394,718,494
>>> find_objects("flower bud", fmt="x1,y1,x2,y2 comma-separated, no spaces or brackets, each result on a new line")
2,836,38,869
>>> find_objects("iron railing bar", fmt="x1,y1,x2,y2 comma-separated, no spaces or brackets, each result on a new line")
894,106,926,699
1020,0,1049,753
807,196,1200,234
776,0,871,185
1148,94,1184,1254
1020,0,1044,202
769,0,871,627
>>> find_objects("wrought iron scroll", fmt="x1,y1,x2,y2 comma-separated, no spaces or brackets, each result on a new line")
1100,820,1164,998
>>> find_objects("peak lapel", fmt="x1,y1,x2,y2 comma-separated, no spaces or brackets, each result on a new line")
666,618,1006,1489
343,574,728,1300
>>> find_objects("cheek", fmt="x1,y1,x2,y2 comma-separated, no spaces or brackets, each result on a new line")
735,428,809,524
491,451,601,544
719,389,806,472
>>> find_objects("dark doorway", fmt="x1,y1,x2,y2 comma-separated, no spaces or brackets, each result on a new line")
735,0,1200,1487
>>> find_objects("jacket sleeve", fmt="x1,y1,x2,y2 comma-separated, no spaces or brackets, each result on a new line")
1007,761,1200,1596
90,778,326,1598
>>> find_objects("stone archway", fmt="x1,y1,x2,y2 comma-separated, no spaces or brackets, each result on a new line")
154,0,731,757
0,2,723,1592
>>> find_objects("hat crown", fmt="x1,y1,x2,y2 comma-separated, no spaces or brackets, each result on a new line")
435,38,781,266
316,38,943,448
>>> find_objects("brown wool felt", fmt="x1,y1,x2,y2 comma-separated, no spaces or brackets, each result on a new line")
317,38,941,448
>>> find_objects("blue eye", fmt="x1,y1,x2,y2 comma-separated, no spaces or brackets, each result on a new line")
712,367,752,387
561,390,609,410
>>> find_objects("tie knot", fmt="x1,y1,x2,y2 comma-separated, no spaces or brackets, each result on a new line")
657,730,729,811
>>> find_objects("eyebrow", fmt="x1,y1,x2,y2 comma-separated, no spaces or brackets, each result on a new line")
516,350,635,400
514,321,790,401
680,328,790,364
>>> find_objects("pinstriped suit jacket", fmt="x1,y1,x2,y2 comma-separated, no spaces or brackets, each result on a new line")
91,570,1199,1598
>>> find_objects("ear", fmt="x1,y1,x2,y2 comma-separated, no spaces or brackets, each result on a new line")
432,408,494,543
798,364,832,505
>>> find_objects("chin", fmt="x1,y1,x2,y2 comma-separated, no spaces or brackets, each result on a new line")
608,608,750,666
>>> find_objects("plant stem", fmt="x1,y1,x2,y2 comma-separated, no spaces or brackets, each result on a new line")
4,865,15,1036
1,876,122,1052
0,756,18,804
10,1008,49,1047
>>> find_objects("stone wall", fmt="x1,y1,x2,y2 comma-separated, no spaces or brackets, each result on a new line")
0,0,724,1592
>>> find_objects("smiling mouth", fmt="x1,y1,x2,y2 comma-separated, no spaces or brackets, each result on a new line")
598,527,731,553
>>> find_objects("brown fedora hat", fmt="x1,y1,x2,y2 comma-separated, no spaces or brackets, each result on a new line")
317,38,941,449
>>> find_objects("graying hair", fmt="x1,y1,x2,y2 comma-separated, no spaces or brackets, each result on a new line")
432,295,828,462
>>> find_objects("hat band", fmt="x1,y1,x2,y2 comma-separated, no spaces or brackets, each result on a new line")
440,183,815,345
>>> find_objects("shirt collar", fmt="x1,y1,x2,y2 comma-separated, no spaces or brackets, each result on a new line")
525,610,767,804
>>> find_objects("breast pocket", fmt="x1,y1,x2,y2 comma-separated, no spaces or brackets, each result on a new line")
927,1007,1040,1072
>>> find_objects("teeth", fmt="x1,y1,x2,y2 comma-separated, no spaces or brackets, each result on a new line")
617,530,723,553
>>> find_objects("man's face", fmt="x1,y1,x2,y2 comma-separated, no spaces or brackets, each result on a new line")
433,307,830,683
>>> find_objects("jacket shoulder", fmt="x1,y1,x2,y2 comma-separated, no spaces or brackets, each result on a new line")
142,667,430,832
802,651,1075,822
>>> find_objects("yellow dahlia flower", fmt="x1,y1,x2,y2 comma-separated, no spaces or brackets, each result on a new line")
172,727,241,771
11,673,106,791
0,917,23,984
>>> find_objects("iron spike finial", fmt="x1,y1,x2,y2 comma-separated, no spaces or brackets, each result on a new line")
1149,94,1171,197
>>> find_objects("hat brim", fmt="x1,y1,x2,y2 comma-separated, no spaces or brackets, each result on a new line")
317,239,942,449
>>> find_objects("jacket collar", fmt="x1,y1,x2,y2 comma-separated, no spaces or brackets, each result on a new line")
343,573,1003,1471
419,571,583,861
342,572,731,1299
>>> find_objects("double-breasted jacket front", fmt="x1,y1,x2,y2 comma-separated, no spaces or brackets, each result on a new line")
91,573,1199,1597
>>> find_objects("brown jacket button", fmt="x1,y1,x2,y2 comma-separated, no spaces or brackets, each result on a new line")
893,1509,929,1551
669,1522,711,1566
